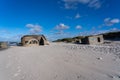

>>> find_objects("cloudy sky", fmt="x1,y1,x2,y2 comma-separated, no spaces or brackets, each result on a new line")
0,0,120,41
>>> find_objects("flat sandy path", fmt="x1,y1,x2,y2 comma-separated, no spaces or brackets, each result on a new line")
0,43,120,80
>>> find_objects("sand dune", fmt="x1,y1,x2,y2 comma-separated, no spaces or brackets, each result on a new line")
0,43,120,80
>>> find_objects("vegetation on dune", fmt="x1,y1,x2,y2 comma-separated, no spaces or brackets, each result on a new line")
102,31,120,40
53,38,73,42
53,36,84,43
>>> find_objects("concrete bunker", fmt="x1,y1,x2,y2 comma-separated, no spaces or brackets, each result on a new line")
81,35,104,45
21,35,49,46
0,42,8,49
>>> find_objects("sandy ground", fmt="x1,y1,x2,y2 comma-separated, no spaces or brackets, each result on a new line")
0,43,120,80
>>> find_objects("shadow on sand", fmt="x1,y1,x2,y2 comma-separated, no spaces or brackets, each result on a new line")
0,47,10,51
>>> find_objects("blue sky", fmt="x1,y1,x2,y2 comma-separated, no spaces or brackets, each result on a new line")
0,0,120,41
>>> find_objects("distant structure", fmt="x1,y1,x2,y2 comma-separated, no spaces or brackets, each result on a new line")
0,42,8,49
21,35,49,46
81,35,104,45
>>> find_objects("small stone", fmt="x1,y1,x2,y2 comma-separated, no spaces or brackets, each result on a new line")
117,75,120,78
97,57,102,60
77,76,80,79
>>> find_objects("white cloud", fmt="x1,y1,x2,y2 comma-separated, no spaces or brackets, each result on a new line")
55,23,69,30
54,23,70,35
104,18,120,26
111,19,120,23
88,0,101,9
109,28,120,32
66,13,81,20
76,25,82,29
62,0,102,9
75,13,81,19
111,28,118,31
26,24,42,34
62,0,78,9
0,30,10,34
104,18,110,22
9,34,24,42
26,24,34,28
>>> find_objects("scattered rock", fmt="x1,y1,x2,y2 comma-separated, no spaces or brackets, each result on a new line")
53,75,58,79
77,75,80,79
97,57,102,60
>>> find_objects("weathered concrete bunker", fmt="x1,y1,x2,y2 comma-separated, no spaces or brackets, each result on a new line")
0,42,8,49
81,35,104,45
21,35,49,46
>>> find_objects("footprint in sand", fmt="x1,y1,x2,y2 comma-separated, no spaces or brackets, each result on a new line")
12,66,22,78
53,75,58,79
13,73,20,77
107,74,120,80
17,66,22,73
76,75,86,80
